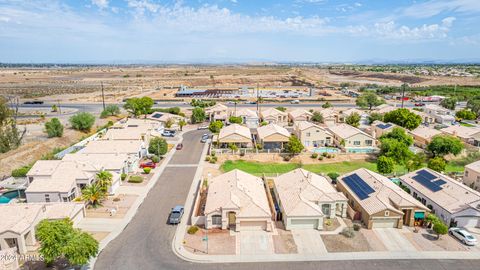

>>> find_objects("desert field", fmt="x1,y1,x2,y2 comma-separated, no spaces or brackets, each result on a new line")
1,65,479,104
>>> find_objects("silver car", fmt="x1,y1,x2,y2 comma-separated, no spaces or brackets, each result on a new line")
449,227,477,246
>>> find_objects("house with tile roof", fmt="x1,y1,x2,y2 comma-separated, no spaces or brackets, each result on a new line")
337,168,429,229
400,168,480,228
464,160,480,191
217,124,253,148
288,109,313,123
409,126,442,148
260,108,288,126
204,170,273,232
441,125,480,145
231,108,259,128
293,121,333,149
205,103,229,122
328,124,376,153
256,123,291,150
272,169,347,230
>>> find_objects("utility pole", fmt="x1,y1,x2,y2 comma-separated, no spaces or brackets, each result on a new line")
401,83,407,109
101,82,106,111
256,83,259,113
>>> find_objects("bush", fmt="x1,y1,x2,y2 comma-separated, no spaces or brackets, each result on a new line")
327,172,340,181
128,175,143,183
318,156,324,161
45,118,64,137
205,156,211,161
100,105,120,118
283,155,291,161
69,112,95,132
341,228,355,238
311,153,318,159
322,152,328,157
187,226,199,235
121,173,127,181
113,197,121,202
11,165,32,177
239,151,245,157
151,155,160,163
143,167,152,174
149,137,168,156
325,219,332,226
353,224,361,231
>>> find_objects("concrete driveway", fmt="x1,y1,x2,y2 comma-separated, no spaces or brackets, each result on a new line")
373,228,417,252
238,231,274,255
291,230,327,255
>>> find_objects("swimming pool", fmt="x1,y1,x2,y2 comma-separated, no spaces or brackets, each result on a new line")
312,147,340,153
0,190,20,204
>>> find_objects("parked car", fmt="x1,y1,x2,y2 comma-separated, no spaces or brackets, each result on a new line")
201,134,209,143
169,205,184,225
290,100,300,104
415,103,425,106
139,162,156,169
449,228,477,246
162,130,176,137
176,143,183,150
197,125,209,130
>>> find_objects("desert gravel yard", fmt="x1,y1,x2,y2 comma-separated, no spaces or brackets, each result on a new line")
183,228,236,255
85,194,138,218
273,224,298,254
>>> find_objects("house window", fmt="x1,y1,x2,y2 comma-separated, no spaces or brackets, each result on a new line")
385,211,389,217
365,140,373,146
212,215,222,225
306,132,311,137
321,204,331,216
413,192,417,198
44,194,50,203
465,171,469,176
353,141,361,146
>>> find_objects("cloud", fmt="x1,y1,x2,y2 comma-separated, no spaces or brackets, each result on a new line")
370,17,455,40
91,0,109,9
126,0,160,16
402,0,480,18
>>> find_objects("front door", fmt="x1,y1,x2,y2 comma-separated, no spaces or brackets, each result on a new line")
228,212,236,229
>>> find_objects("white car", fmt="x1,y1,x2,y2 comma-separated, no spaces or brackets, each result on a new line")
197,125,209,130
449,227,477,246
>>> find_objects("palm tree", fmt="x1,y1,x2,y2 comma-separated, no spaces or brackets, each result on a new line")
96,171,113,193
82,184,106,208
179,119,187,131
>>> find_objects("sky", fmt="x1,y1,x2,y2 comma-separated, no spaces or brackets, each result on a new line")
1,0,480,63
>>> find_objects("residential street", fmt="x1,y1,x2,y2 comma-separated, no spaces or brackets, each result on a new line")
94,130,479,270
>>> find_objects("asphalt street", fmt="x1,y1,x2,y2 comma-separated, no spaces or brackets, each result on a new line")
94,130,478,270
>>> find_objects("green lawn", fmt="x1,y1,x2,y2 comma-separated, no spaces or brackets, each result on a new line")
460,122,475,127
220,160,464,176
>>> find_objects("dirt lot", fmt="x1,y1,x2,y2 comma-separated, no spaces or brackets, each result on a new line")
322,230,379,252
85,194,138,219
2,66,478,105
183,228,236,255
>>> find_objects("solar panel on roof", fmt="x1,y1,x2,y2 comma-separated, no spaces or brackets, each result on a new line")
417,169,436,181
151,113,163,119
433,179,447,186
377,123,393,130
343,174,375,200
412,173,442,192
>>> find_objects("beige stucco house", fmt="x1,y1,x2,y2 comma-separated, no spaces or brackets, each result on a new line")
204,170,273,232
370,120,398,139
272,169,347,230
288,109,313,123
205,103,229,122
409,126,442,148
464,160,480,191
0,203,85,254
260,108,288,126
338,168,429,229
441,125,480,145
328,124,376,153
293,121,332,149
217,124,253,148
231,108,259,128
256,123,291,150
319,108,339,126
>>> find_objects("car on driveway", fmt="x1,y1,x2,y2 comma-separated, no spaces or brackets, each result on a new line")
449,227,477,246
162,130,176,137
139,162,156,169
169,205,184,225
197,125,208,130
176,143,183,150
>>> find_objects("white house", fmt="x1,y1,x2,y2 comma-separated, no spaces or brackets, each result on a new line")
328,124,376,153
400,168,480,228
424,104,455,125
293,121,332,149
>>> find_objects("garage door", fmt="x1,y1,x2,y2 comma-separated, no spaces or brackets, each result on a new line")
239,221,267,231
372,219,397,228
455,217,480,228
289,218,319,229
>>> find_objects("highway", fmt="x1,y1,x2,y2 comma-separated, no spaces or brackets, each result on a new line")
94,130,478,270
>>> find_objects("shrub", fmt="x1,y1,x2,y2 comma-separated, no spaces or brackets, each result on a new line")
149,137,168,156
128,175,143,183
239,151,245,157
211,151,216,157
69,112,96,132
256,143,263,150
325,219,332,226
45,118,64,137
100,105,120,118
151,155,160,163
327,172,340,181
322,152,328,157
113,197,121,202
341,228,355,238
143,167,152,174
121,173,127,181
283,155,291,161
318,156,324,161
11,165,32,177
187,226,199,235
311,153,318,159
205,156,211,161
353,224,361,231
